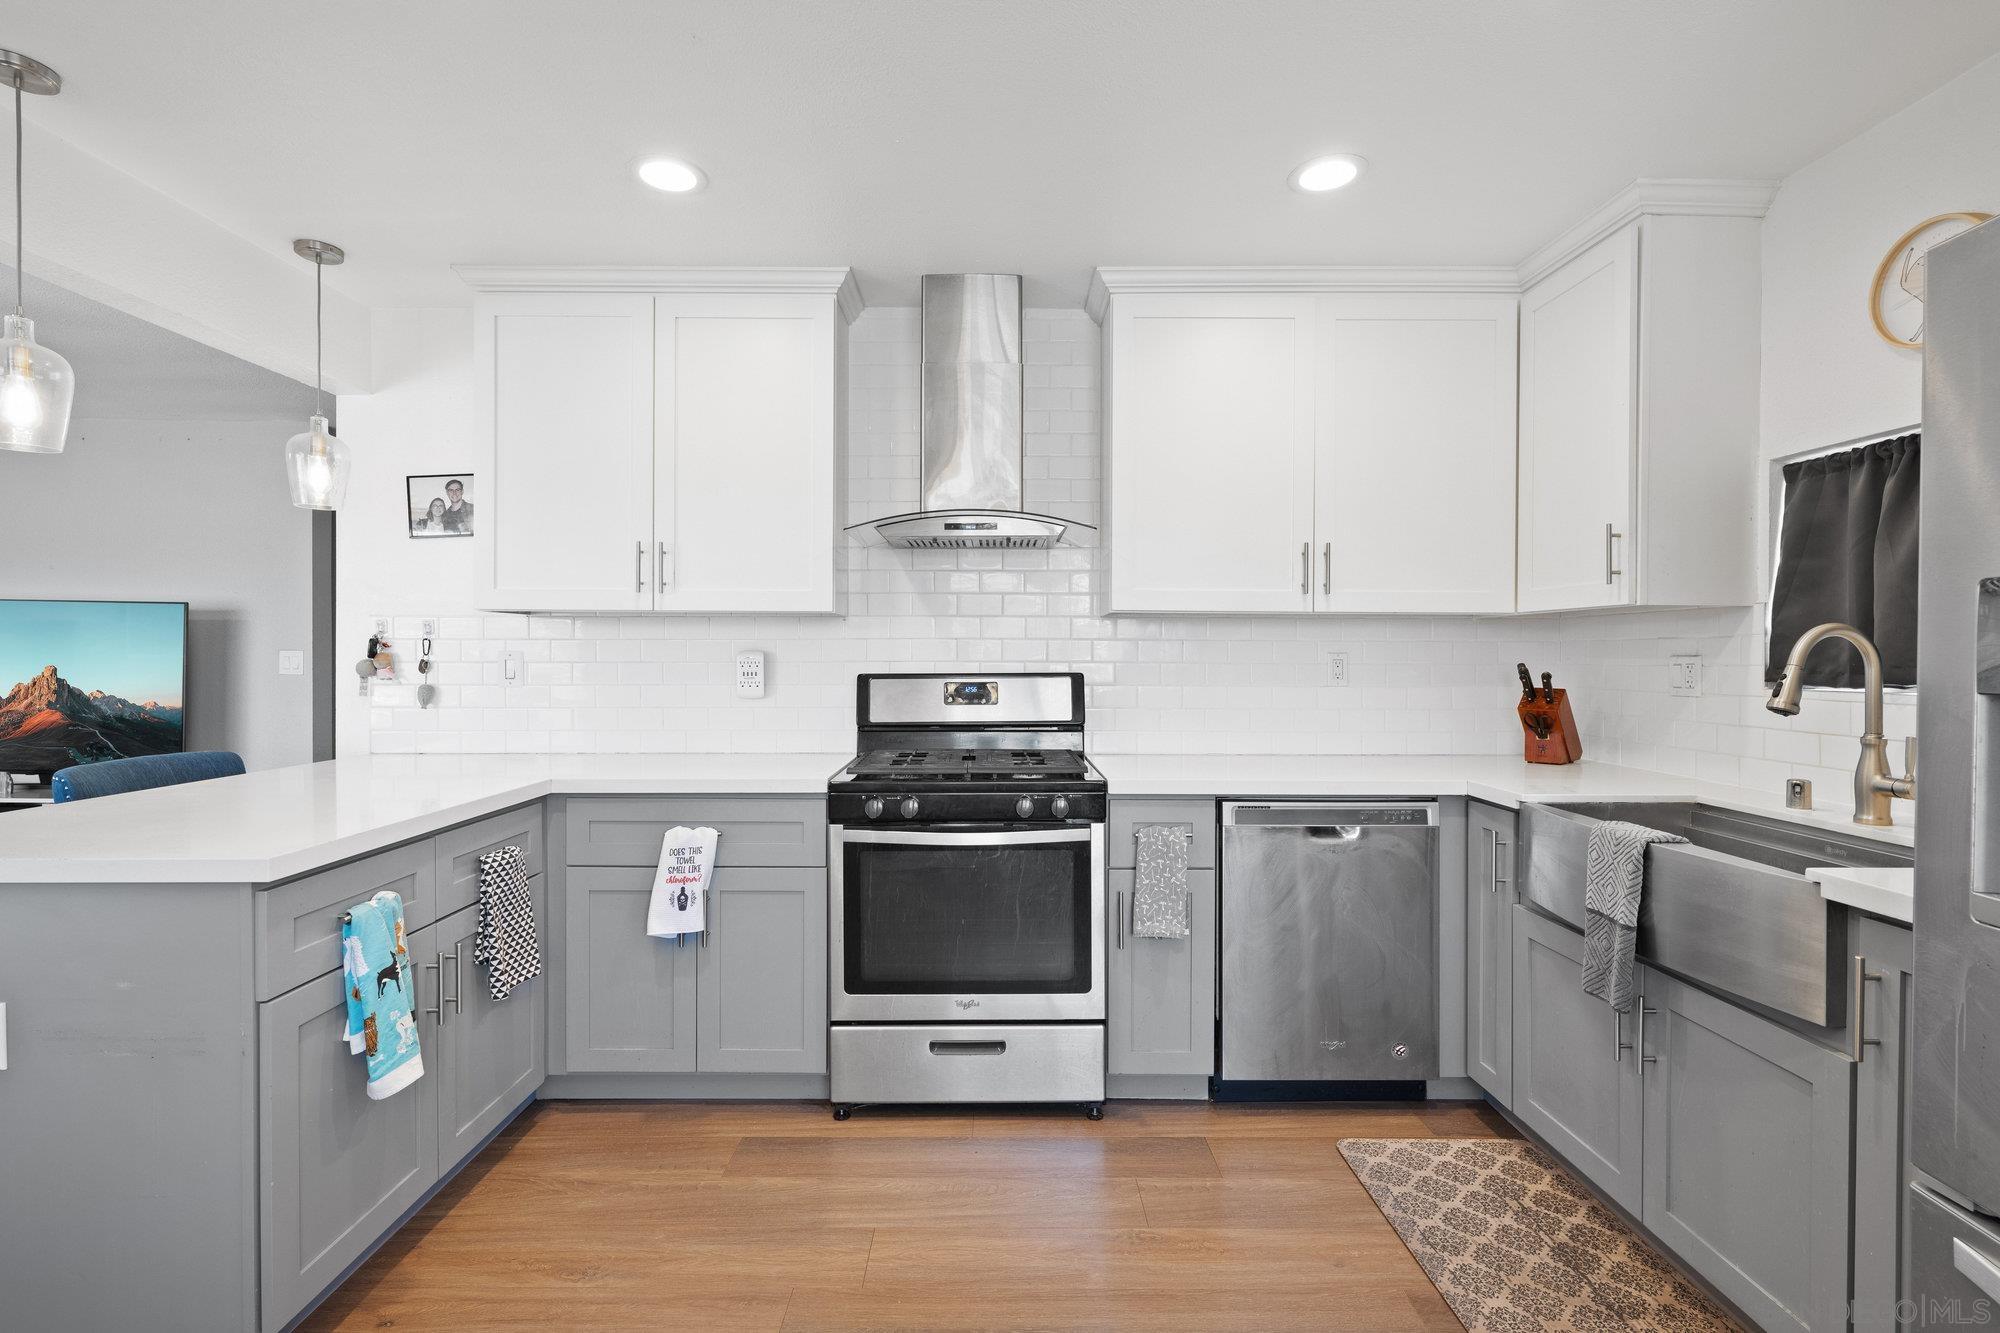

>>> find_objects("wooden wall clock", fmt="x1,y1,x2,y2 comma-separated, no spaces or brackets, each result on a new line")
1870,211,1994,348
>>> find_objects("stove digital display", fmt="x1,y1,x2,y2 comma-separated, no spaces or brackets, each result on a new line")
944,680,998,706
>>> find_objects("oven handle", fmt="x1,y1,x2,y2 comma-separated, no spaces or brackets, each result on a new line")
833,826,1096,848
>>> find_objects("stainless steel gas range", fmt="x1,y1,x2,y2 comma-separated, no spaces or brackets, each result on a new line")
826,672,1108,1118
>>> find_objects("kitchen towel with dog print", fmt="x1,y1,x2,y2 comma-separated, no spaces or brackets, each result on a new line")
647,826,718,938
475,845,540,1001
341,891,424,1099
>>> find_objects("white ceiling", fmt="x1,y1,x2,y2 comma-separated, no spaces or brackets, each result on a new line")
0,266,317,420
10,1,2000,310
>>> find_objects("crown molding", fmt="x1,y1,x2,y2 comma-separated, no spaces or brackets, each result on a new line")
1515,178,1779,289
1085,265,1521,321
453,265,865,321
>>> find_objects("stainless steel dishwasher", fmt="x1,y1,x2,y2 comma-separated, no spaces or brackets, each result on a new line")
1219,801,1439,1085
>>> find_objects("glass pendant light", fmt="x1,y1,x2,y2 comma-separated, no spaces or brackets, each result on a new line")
285,239,351,510
0,51,73,455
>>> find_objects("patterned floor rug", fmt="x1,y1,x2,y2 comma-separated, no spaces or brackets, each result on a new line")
1338,1137,1742,1332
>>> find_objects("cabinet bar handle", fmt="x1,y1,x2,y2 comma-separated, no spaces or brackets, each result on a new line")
1322,542,1332,596
1493,838,1510,894
1485,827,1497,892
1115,890,1125,950
635,539,646,591
658,542,673,591
423,954,442,1021
1612,1007,1631,1061
1604,524,1623,584
1638,1000,1657,1064
1300,542,1310,594
1850,955,1883,1063
702,888,711,947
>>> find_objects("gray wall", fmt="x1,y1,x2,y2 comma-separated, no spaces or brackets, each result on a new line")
0,418,320,770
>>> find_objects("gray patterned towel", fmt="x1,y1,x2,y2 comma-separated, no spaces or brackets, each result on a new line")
1581,820,1686,1012
475,845,541,1001
1131,824,1190,939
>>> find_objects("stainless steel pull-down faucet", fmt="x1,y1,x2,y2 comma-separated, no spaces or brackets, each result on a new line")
1765,622,1917,826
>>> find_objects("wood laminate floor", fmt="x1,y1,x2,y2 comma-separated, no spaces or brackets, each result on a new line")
302,1099,1514,1332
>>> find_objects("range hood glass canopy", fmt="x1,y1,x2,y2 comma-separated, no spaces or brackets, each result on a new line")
847,273,1095,550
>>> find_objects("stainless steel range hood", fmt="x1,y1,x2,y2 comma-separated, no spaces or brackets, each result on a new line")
848,273,1095,549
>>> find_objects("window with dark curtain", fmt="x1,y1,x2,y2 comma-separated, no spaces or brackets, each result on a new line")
1765,434,1920,689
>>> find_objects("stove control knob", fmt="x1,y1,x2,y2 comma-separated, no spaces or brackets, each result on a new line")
863,797,884,820
1015,796,1036,819
1050,795,1072,819
899,797,920,820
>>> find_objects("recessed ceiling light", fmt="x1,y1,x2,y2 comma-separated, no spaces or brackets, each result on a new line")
1289,154,1366,193
635,157,707,193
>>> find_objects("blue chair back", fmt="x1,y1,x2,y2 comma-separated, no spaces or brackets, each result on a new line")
52,751,247,803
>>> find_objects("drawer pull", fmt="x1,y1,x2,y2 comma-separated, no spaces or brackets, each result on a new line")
1956,1238,2000,1302
928,1040,1007,1056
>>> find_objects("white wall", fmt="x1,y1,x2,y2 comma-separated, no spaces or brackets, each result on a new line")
0,417,320,770
332,308,481,758
1761,51,2000,459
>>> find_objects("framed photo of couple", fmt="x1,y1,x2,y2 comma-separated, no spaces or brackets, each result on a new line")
407,474,474,538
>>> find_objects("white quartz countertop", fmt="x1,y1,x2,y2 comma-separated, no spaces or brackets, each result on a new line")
0,750,1914,885
0,754,849,884
1808,865,1916,923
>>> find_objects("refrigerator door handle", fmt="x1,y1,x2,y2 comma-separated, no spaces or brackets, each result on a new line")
1955,1239,2000,1302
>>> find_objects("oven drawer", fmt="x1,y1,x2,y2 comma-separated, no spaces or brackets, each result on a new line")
830,1024,1105,1104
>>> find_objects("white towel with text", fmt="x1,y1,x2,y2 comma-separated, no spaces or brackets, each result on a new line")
646,825,718,938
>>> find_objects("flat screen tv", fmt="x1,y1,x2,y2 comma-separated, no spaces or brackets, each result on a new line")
0,599,188,781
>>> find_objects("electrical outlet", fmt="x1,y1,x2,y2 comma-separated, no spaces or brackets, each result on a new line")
1325,650,1352,688
421,618,436,637
1668,654,1703,697
277,650,305,677
373,617,389,637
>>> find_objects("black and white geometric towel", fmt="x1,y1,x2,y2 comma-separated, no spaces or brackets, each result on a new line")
475,845,541,1001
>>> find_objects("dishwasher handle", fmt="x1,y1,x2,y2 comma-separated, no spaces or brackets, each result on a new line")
1223,801,1438,829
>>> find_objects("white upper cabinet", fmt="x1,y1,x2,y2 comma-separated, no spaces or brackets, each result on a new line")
654,294,839,613
1103,292,1317,614
1317,294,1518,614
466,269,857,615
1094,273,1519,616
1517,225,1638,612
1516,187,1768,612
476,293,656,612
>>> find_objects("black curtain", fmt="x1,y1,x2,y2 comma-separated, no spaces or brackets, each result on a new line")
1765,434,1920,688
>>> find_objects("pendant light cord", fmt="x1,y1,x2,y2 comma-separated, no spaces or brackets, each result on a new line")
314,252,325,420
14,79,23,318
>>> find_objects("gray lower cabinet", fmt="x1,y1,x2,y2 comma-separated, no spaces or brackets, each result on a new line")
1852,916,1915,1332
1640,967,1854,1333
260,919,442,1332
697,866,828,1074
562,861,827,1075
563,865,700,1072
433,881,548,1170
1466,800,1515,1103
1106,866,1218,1077
1511,906,1645,1213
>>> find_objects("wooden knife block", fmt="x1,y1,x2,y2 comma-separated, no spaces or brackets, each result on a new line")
1519,690,1584,765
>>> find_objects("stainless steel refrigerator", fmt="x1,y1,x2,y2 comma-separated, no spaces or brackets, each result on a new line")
1910,214,2000,1316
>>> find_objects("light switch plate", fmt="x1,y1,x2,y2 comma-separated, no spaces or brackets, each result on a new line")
277,650,305,677
735,649,767,699
1668,654,1703,697
499,651,523,683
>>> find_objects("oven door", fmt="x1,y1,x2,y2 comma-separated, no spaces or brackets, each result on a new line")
830,824,1105,1023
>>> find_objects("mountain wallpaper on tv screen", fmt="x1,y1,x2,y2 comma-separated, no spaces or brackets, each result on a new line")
0,601,186,771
